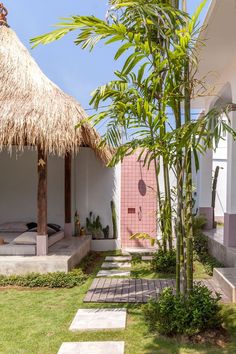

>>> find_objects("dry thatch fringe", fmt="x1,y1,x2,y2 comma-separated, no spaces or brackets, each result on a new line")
0,26,112,165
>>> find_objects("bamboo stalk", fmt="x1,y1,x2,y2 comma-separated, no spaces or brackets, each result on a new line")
173,99,186,294
163,162,173,250
184,60,194,293
154,157,165,250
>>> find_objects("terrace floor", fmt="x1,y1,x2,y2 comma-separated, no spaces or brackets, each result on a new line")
204,226,236,267
0,235,91,275
205,226,224,245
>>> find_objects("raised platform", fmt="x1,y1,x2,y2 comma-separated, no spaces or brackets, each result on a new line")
204,227,236,267
213,268,236,302
91,239,121,252
0,235,91,275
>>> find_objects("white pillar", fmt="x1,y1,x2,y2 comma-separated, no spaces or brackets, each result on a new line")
198,149,214,229
224,110,236,246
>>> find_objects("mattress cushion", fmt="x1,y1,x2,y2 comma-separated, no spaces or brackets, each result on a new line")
12,227,57,245
12,232,37,245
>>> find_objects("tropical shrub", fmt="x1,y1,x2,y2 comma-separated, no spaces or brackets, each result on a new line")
151,249,176,274
142,283,223,336
131,253,142,264
193,230,208,257
0,268,88,288
193,230,223,275
193,215,207,233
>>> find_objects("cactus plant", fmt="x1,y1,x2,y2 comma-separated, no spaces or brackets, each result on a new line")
103,225,110,239
111,200,118,239
86,212,109,239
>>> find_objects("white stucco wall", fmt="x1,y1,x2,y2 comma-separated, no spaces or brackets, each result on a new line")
196,137,228,218
158,158,176,193
74,148,120,239
0,148,64,226
212,127,227,217
0,147,120,239
212,160,227,217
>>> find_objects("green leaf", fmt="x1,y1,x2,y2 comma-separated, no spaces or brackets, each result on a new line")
114,42,133,60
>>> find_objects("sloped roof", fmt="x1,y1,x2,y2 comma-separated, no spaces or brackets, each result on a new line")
0,25,112,164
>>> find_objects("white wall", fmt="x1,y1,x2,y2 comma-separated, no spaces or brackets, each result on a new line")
75,148,120,239
212,160,227,217
0,147,120,239
212,125,227,217
195,140,228,218
0,148,64,226
158,158,176,193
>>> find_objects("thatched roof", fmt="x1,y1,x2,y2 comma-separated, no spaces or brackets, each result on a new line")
0,25,112,164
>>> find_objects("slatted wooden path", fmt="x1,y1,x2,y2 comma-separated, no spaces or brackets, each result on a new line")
84,278,176,303
84,278,230,303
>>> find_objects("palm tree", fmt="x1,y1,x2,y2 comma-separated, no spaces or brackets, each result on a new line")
31,0,235,295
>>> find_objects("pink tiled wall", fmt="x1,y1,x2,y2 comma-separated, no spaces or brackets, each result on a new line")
121,151,157,248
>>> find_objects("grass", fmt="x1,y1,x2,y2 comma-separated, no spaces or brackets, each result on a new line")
130,258,211,280
0,252,236,354
1,284,236,353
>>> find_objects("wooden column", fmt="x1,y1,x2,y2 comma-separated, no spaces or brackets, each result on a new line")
37,146,48,255
65,153,72,237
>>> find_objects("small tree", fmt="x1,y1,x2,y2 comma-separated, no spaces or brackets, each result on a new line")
32,0,236,296
32,0,186,252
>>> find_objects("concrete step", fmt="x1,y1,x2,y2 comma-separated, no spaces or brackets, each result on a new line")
105,256,132,262
142,256,154,261
101,262,131,269
122,248,156,254
213,268,236,302
97,270,130,277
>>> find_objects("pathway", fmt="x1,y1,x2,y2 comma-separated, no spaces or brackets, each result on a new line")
84,277,230,303
57,255,131,354
57,253,230,353
84,278,175,303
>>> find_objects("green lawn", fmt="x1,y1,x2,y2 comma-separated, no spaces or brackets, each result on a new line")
131,258,211,280
0,253,236,354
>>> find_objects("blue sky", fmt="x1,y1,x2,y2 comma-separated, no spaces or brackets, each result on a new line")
6,0,210,131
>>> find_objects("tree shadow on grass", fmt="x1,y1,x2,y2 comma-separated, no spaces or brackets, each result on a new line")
143,332,234,354
221,305,236,352
142,306,236,354
131,262,174,279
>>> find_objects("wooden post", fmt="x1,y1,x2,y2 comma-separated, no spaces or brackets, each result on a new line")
37,146,48,255
65,153,72,237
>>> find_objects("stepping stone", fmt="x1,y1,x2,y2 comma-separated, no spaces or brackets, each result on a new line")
97,270,130,277
69,308,127,331
101,262,131,269
142,256,154,261
58,342,125,354
105,256,132,262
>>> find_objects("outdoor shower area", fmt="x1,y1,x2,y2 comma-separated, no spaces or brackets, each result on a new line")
120,152,157,249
